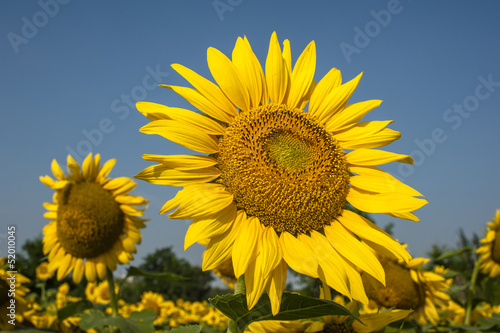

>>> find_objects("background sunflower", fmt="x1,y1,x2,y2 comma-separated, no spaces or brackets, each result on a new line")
41,153,148,283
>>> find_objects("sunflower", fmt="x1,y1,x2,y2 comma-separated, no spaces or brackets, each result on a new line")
137,291,170,325
85,280,118,305
477,209,500,278
41,153,148,283
362,257,450,326
135,32,426,314
0,257,30,330
35,262,53,281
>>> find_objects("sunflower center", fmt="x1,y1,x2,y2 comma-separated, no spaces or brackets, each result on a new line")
217,104,350,235
492,231,500,263
363,257,424,310
56,182,125,259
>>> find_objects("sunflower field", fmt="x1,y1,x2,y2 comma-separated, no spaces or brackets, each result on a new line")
2,30,500,333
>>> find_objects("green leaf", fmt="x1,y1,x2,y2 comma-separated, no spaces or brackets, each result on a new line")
435,247,473,261
127,266,186,281
79,309,156,333
57,300,94,321
168,325,202,333
210,292,359,330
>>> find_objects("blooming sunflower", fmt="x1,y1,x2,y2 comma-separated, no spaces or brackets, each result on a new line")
0,257,30,330
41,153,148,283
35,262,53,281
362,257,450,326
137,291,170,325
135,32,426,314
477,209,500,278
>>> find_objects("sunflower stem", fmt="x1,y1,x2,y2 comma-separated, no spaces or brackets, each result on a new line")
465,252,479,326
106,269,119,318
227,275,245,333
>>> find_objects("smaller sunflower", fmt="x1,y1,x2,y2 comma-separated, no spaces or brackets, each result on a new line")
41,153,148,283
477,209,500,278
85,280,118,305
0,257,30,330
362,257,450,326
137,291,170,326
35,262,53,281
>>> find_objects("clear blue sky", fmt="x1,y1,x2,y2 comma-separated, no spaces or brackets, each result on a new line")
1,1,500,275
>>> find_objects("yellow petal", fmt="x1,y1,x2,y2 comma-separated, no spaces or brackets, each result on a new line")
282,39,292,75
313,73,363,124
103,177,134,190
265,260,288,316
346,148,414,165
171,63,237,116
169,186,234,219
207,47,249,111
137,102,226,135
232,36,267,109
301,232,351,298
114,195,148,206
309,68,342,120
140,119,219,154
142,154,217,170
51,159,66,180
257,227,282,280
288,40,316,109
324,222,385,284
82,153,93,180
202,210,245,271
134,164,220,186
232,216,262,278
96,260,107,280
245,254,267,310
280,232,319,278
349,165,424,197
353,310,413,333
265,32,289,105
348,187,427,214
326,100,382,132
184,204,236,250
337,210,411,263
67,155,82,181
162,84,234,123
73,258,84,284
96,158,116,182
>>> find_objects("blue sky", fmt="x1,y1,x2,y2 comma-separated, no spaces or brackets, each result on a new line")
1,0,500,275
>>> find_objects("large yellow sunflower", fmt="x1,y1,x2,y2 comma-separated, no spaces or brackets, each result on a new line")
477,209,500,278
41,153,148,283
362,257,450,326
135,32,426,314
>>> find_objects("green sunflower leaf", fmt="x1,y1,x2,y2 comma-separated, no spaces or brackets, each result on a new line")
435,246,473,261
78,309,156,333
127,266,186,280
57,300,94,320
168,325,202,333
209,292,360,330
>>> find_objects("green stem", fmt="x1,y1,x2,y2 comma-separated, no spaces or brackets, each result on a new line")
106,269,119,318
465,254,480,326
41,281,46,305
227,275,246,333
